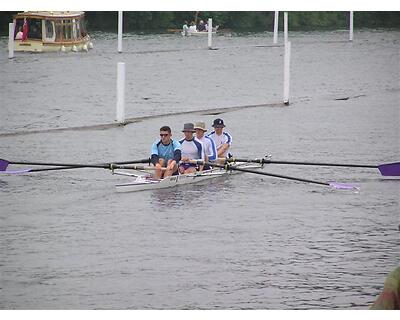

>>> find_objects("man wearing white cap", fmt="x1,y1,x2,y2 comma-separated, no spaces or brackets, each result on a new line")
194,121,217,169
207,118,233,158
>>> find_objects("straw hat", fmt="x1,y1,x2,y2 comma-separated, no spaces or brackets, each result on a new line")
194,121,207,132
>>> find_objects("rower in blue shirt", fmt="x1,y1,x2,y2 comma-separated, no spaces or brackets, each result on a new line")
150,126,182,179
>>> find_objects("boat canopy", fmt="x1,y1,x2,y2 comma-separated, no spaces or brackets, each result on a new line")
13,11,87,43
13,11,85,20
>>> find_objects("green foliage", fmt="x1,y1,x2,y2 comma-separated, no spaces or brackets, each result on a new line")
289,12,349,30
221,12,274,30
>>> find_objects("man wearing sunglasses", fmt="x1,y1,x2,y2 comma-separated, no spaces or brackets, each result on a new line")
150,126,182,179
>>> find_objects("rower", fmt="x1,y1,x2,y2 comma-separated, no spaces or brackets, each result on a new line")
150,126,182,179
179,123,204,174
207,118,233,159
194,121,217,170
182,20,189,36
197,20,206,32
189,21,197,33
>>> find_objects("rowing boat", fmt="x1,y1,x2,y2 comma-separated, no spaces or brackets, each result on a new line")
114,162,262,192
182,30,217,36
3,155,390,191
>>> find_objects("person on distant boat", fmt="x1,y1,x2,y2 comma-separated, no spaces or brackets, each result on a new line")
194,121,217,170
182,21,189,36
179,123,204,174
15,26,23,40
197,20,206,32
189,21,197,33
150,126,181,179
207,118,233,159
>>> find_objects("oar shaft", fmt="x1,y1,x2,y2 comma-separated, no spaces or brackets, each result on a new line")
208,162,329,186
1,158,152,173
9,159,150,167
266,160,377,168
227,158,377,168
15,162,109,168
192,160,357,189
3,163,159,173
28,166,100,172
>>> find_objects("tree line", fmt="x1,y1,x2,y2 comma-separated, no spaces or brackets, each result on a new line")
1,11,399,34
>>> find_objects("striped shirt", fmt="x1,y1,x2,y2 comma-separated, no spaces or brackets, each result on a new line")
196,135,217,161
179,138,204,160
207,131,232,157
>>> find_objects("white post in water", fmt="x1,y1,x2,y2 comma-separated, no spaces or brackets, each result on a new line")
273,11,279,44
8,23,14,59
208,18,213,49
118,11,123,53
349,11,354,41
284,12,288,44
116,62,126,124
283,41,291,105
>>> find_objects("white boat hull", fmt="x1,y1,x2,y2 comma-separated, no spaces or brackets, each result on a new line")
14,37,91,52
182,31,217,37
116,170,224,192
115,163,261,193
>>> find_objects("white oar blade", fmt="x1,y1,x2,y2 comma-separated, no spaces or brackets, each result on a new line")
329,182,360,190
0,169,32,174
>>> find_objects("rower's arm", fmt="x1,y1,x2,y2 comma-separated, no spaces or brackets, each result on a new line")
150,154,159,166
150,141,160,165
173,149,182,162
217,143,230,157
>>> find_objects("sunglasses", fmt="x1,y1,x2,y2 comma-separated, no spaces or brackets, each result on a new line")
160,133,170,137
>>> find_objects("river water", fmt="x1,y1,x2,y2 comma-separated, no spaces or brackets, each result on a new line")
0,29,399,309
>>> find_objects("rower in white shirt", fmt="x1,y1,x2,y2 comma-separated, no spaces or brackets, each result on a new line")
179,123,204,174
194,121,217,170
207,118,233,159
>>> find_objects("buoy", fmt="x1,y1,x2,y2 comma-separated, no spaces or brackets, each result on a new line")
61,45,66,52
283,41,291,105
82,44,88,52
208,18,212,49
8,23,14,59
88,42,93,49
116,62,126,124
118,11,123,53
72,45,78,52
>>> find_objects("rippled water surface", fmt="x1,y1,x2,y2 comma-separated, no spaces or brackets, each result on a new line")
0,29,399,309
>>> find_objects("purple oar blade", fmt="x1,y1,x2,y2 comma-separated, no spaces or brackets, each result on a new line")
378,162,400,176
0,159,10,171
0,169,33,174
329,182,360,190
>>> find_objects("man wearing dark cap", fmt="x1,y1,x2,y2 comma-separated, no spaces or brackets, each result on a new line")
179,123,204,174
207,118,233,158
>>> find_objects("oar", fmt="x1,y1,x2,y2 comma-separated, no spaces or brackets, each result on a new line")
192,160,358,190
225,157,400,176
0,158,151,174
